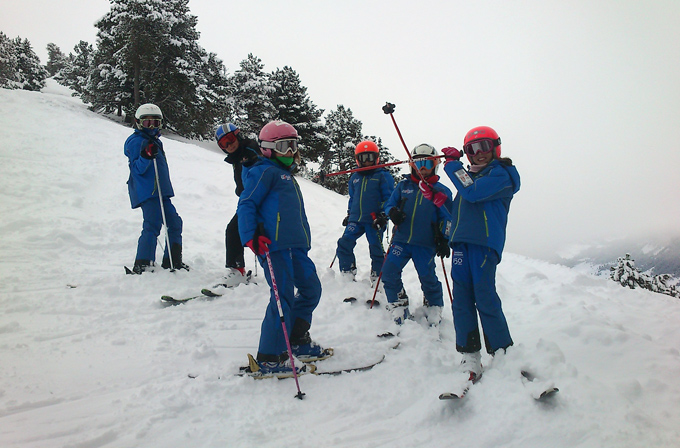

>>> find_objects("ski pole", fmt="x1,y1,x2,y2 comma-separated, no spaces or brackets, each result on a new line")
319,155,444,178
440,256,453,304
383,103,416,165
329,253,337,269
153,157,174,271
369,243,390,309
383,102,453,217
263,249,305,400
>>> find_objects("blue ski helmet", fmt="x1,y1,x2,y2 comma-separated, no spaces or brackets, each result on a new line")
215,123,239,142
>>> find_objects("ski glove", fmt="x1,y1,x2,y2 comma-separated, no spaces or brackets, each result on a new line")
342,214,349,227
245,235,271,256
419,181,447,208
434,231,450,258
441,146,462,162
371,212,388,230
388,207,407,227
141,142,159,159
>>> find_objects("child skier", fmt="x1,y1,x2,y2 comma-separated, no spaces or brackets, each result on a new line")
381,144,452,326
215,123,260,287
124,103,188,274
441,126,521,380
237,120,330,378
336,141,395,284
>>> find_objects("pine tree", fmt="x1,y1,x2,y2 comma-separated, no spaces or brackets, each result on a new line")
229,54,277,138
57,41,94,97
12,37,48,91
315,105,364,195
87,0,229,137
269,66,328,169
0,32,18,89
45,43,68,77
610,254,680,298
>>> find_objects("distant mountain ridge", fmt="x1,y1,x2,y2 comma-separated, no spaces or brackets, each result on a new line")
553,236,680,281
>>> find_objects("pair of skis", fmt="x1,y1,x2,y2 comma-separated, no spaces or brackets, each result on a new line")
439,370,559,401
234,342,400,379
160,271,253,306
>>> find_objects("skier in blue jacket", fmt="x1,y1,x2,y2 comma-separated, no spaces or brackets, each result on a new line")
124,103,187,274
238,120,329,378
336,141,395,284
381,144,453,326
441,125,521,380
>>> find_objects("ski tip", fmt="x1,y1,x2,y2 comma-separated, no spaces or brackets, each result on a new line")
439,392,465,400
201,288,223,298
377,331,397,338
160,296,183,306
538,388,559,400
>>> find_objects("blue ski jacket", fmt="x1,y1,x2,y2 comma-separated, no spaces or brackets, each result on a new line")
347,168,395,223
443,159,521,260
385,175,453,248
237,158,312,252
124,129,174,209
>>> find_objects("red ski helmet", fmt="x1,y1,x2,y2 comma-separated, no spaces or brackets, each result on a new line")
463,126,502,162
258,120,299,158
354,140,380,167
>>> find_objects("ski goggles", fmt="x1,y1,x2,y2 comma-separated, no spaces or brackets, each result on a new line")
414,158,434,170
139,117,162,129
463,139,495,156
261,139,298,155
356,152,377,164
217,132,238,150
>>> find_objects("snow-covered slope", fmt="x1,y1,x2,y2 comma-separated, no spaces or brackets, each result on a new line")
1,82,679,448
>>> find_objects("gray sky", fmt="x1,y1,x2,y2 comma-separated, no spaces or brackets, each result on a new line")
3,0,679,259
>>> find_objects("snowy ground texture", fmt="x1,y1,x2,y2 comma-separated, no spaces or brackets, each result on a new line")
1,81,679,448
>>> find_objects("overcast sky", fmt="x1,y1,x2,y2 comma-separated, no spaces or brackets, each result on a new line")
3,0,679,259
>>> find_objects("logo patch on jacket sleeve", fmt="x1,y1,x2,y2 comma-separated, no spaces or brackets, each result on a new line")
454,169,473,187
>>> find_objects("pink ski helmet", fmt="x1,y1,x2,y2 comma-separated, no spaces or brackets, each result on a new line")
258,120,299,158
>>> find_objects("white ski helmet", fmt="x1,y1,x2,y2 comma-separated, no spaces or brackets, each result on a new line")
134,103,163,130
411,143,440,174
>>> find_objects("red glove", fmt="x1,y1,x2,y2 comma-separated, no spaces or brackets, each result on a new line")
141,142,158,159
441,146,462,162
245,235,271,255
419,181,448,207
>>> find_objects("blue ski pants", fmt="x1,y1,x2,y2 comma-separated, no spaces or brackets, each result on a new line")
450,243,512,354
258,248,322,357
381,242,443,306
336,221,385,274
135,197,182,262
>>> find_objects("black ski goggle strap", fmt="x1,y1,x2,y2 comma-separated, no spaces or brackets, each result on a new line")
356,152,377,163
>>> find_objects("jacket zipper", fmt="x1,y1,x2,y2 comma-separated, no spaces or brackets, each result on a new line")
407,192,421,243
275,213,281,241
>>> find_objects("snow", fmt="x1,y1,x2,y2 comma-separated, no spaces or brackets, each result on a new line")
1,80,680,448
